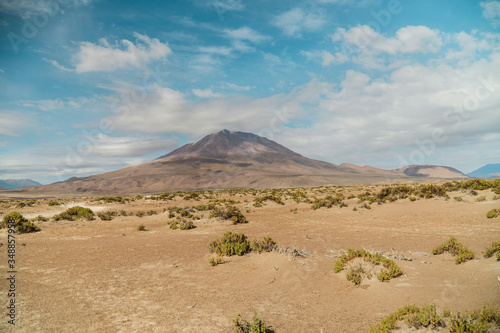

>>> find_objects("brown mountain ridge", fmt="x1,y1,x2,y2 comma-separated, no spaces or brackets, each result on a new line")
1,130,468,197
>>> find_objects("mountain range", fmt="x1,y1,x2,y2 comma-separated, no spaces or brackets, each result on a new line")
0,179,42,189
1,130,470,197
467,164,500,179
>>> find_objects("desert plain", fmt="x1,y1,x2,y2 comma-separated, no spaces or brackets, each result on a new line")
1,182,499,332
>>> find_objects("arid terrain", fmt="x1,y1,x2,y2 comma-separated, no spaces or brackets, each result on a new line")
1,181,499,332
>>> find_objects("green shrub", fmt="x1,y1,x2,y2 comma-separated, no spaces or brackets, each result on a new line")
209,231,250,256
147,210,158,216
94,196,126,204
334,249,403,284
487,209,499,218
432,237,475,264
253,195,284,207
98,210,117,221
476,196,486,202
233,312,267,333
180,221,196,230
48,200,61,206
311,194,346,210
53,206,94,221
137,224,146,231
33,215,49,222
169,221,178,230
136,211,145,217
1,212,41,233
208,254,224,266
485,241,500,259
369,304,446,333
210,206,248,224
252,237,277,253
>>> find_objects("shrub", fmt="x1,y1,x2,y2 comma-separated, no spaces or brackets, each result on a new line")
209,231,250,257
169,221,178,230
180,221,196,230
210,206,248,224
136,211,145,217
476,196,486,202
54,206,94,221
233,312,267,333
252,237,277,253
311,194,346,210
432,237,475,264
369,304,446,333
334,249,403,284
48,200,61,206
32,215,49,222
208,254,224,266
1,212,41,233
94,196,126,204
253,195,284,207
453,196,463,202
147,210,158,216
98,210,117,221
168,212,175,218
137,224,146,231
487,209,500,219
484,241,500,260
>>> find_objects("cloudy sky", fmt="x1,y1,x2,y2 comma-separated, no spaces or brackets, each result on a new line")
1,0,499,184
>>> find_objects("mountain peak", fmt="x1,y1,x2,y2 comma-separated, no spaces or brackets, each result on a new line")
156,129,303,161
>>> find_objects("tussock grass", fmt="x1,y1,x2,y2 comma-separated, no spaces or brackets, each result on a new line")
432,237,475,264
334,249,403,284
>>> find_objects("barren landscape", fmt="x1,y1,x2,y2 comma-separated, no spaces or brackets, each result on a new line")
1,181,499,332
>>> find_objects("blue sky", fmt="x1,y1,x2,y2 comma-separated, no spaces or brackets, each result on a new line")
1,0,499,184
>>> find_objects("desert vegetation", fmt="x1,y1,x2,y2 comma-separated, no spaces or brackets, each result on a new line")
1,212,40,233
54,206,95,221
369,303,500,333
432,237,475,264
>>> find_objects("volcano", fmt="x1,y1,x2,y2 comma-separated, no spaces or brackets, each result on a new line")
4,130,468,197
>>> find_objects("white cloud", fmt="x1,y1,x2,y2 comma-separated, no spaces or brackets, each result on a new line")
37,99,65,111
199,46,233,56
0,0,91,19
86,134,179,157
481,1,500,27
0,110,31,136
223,27,270,43
273,8,325,37
44,58,72,72
198,0,244,11
333,25,442,55
302,50,348,66
317,0,379,7
105,80,334,137
221,82,251,91
192,88,223,98
74,33,171,73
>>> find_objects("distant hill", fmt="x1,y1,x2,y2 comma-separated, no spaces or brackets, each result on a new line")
397,165,468,179
1,130,471,197
468,164,500,179
0,179,42,189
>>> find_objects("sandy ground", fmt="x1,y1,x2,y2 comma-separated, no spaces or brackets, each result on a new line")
0,185,499,332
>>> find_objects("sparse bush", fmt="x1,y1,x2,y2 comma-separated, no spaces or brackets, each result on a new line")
180,221,196,230
53,206,94,221
48,200,61,206
169,221,178,230
147,210,157,216
1,212,41,233
209,231,250,257
253,195,284,207
485,241,500,260
32,215,49,222
210,206,248,224
137,224,146,231
233,312,267,333
432,237,475,264
311,194,346,210
252,237,277,253
334,249,403,284
453,197,463,202
94,196,126,204
119,209,127,216
168,212,175,218
369,304,447,333
476,196,486,202
487,209,500,219
136,211,145,217
208,254,224,266
98,210,117,221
